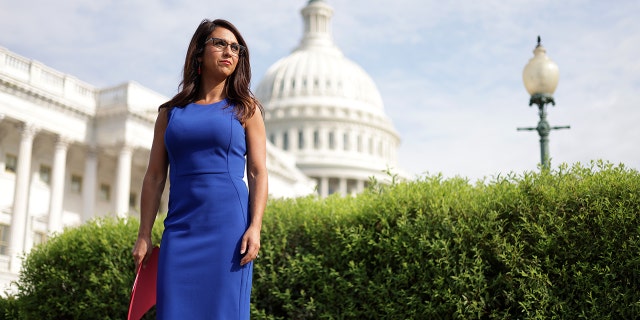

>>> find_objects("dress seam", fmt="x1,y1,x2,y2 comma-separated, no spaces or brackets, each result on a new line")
226,110,247,225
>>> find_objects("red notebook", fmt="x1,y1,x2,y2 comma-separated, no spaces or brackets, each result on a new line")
128,246,159,320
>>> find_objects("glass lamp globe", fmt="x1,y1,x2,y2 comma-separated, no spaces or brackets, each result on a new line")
522,38,559,96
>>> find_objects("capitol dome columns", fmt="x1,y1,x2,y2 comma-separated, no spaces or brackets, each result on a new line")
338,177,347,195
300,0,334,49
304,127,313,151
288,127,298,151
315,176,365,198
319,177,329,198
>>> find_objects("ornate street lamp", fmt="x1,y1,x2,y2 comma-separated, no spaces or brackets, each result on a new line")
518,36,570,169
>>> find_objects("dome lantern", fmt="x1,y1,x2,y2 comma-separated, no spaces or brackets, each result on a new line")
297,0,338,53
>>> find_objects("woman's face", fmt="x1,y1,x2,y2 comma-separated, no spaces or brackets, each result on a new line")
200,27,241,79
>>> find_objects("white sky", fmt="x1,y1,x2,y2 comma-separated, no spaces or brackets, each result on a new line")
1,0,639,181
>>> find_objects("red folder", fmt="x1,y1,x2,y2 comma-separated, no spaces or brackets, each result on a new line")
128,246,159,320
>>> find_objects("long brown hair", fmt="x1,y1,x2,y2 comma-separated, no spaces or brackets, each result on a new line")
159,19,262,123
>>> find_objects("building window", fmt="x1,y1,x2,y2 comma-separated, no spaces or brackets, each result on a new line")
71,175,83,193
269,133,275,145
99,184,111,201
5,154,17,173
313,130,320,149
298,130,304,150
129,192,137,208
0,225,9,255
33,231,47,246
329,132,335,150
283,132,289,151
39,165,52,184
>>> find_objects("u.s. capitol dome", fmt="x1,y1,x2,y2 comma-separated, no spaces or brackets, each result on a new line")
255,0,402,197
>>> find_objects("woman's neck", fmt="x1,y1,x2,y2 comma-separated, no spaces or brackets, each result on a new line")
197,78,227,104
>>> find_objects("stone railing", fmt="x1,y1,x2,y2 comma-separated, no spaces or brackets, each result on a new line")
0,47,97,114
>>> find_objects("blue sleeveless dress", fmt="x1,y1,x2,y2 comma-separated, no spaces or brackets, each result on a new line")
158,100,252,319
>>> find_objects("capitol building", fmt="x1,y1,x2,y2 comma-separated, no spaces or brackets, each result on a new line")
0,0,400,289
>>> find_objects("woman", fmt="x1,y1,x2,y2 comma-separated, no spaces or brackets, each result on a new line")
132,19,268,319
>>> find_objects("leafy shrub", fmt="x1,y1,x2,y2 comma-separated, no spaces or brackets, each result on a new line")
0,295,19,320
12,217,163,320
5,161,640,319
252,161,640,319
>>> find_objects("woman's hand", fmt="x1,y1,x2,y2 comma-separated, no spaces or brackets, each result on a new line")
239,225,261,266
132,236,153,268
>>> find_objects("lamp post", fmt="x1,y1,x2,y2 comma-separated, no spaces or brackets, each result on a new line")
518,36,570,169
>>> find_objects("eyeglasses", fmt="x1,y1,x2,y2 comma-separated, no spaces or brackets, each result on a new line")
205,37,246,56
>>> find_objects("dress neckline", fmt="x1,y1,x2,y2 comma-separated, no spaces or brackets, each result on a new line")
192,99,227,107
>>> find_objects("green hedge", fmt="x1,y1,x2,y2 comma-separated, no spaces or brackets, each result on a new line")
3,161,639,319
8,217,163,319
252,161,640,319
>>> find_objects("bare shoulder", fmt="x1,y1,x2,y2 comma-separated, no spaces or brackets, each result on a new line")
157,107,169,120
244,103,264,129
155,107,170,130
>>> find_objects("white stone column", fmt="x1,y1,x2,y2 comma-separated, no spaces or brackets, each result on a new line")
304,127,313,151
115,145,133,217
349,130,357,153
273,131,282,150
382,140,389,161
339,177,347,196
82,147,98,222
9,123,37,273
320,176,329,198
335,128,344,151
368,136,374,155
47,136,70,234
288,128,298,152
319,127,327,150
372,136,379,157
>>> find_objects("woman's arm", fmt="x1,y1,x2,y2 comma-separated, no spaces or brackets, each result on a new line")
240,107,268,266
132,108,169,267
